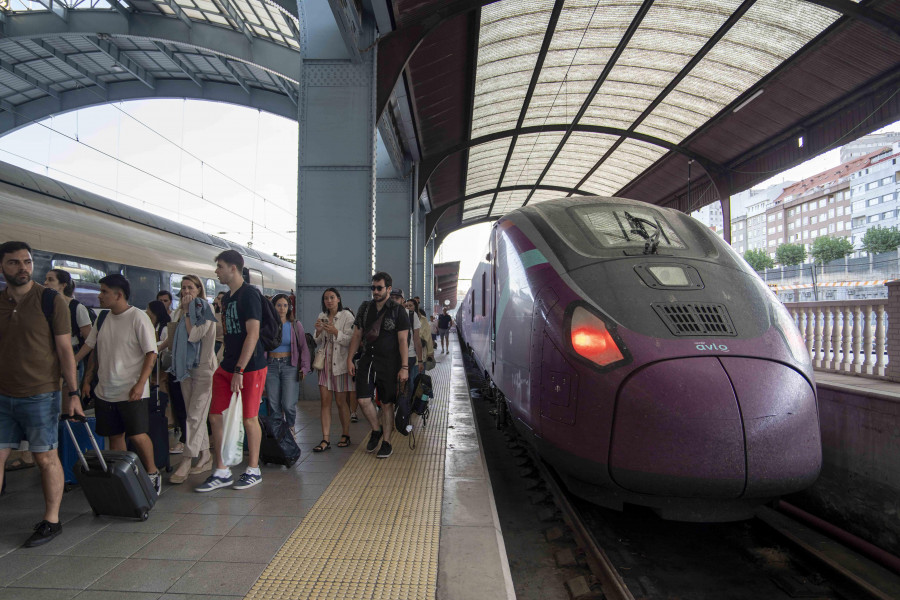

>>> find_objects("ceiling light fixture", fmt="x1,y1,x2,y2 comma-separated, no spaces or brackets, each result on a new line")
732,89,764,113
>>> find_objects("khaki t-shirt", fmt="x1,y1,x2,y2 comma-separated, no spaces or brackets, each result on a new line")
0,282,71,397
84,306,157,402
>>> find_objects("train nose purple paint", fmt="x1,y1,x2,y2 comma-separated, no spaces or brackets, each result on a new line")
458,196,821,522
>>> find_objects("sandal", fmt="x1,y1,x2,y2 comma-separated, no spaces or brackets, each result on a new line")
337,435,351,448
313,440,331,452
4,457,35,471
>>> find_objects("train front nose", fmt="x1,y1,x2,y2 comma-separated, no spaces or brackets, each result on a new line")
608,357,821,499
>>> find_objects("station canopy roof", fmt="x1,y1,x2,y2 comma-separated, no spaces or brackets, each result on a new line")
378,0,900,243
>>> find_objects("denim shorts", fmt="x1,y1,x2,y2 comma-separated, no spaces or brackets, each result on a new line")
0,391,61,453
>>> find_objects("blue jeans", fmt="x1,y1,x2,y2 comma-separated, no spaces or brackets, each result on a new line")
265,357,299,428
0,391,61,452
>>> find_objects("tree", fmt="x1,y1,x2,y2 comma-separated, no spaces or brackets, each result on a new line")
809,236,854,265
775,243,807,266
860,226,900,255
743,248,774,271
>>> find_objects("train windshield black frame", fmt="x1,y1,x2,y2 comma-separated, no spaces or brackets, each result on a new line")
570,205,686,252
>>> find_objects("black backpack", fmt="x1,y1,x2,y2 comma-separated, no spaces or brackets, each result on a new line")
412,372,433,422
68,298,97,352
304,332,317,359
257,290,282,352
394,380,416,448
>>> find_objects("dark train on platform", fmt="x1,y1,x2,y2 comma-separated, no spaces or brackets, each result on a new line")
0,160,294,307
458,197,821,521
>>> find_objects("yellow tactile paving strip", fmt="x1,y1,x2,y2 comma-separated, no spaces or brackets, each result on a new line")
246,354,451,600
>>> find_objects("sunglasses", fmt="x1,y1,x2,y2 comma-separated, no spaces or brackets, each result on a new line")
370,285,385,291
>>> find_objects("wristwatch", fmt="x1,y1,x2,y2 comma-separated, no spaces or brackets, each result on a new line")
68,390,79,397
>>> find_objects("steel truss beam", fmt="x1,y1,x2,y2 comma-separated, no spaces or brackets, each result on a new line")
86,35,155,89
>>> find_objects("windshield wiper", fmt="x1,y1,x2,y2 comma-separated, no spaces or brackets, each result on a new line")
623,211,661,255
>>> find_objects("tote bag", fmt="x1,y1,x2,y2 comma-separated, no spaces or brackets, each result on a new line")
221,392,244,466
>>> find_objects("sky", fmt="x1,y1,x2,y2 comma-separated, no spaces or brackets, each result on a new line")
0,99,896,295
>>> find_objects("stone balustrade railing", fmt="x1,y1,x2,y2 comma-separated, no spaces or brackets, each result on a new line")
788,300,888,377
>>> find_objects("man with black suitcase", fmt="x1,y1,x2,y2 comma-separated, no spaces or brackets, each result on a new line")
0,241,84,547
75,274,161,495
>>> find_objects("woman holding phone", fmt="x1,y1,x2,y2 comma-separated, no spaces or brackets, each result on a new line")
312,288,355,451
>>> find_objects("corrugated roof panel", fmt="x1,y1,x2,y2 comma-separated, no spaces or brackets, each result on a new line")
471,0,557,137
465,138,512,195
500,131,566,188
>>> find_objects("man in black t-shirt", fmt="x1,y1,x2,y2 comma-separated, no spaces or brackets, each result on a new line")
347,271,410,459
437,307,454,354
195,250,267,493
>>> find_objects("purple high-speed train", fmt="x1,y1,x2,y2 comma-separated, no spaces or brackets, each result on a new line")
457,197,821,521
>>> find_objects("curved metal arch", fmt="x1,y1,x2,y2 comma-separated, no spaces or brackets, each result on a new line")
3,12,302,82
419,124,725,199
424,183,595,238
0,79,298,137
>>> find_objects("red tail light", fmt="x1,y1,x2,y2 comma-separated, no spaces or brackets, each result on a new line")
569,306,624,367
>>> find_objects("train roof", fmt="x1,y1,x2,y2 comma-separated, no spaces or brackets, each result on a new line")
0,160,294,270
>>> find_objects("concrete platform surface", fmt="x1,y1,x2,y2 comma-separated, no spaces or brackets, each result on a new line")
0,338,514,600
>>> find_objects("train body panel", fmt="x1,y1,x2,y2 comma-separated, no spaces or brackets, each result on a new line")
459,196,821,521
0,161,294,308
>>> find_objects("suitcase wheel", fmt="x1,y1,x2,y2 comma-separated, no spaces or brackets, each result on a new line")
141,511,149,521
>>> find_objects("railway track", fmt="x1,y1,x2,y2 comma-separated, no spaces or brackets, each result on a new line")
462,347,900,600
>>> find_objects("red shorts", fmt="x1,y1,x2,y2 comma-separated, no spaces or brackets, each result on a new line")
210,366,267,418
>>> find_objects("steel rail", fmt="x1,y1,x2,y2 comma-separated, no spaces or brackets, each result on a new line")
529,451,635,600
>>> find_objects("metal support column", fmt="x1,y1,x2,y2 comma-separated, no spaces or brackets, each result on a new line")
425,234,435,314
375,176,413,294
295,17,377,330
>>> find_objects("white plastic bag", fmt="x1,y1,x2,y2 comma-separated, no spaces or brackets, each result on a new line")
221,392,244,466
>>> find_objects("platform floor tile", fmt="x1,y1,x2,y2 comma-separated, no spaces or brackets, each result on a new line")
243,352,452,600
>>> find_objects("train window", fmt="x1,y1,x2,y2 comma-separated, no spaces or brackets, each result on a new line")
471,291,474,322
169,273,185,306
51,258,106,284
481,272,486,317
571,205,685,251
51,258,107,308
124,265,162,310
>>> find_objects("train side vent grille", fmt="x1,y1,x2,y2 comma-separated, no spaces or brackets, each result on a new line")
651,303,737,336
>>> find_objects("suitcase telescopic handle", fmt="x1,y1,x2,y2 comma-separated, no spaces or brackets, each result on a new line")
60,414,109,473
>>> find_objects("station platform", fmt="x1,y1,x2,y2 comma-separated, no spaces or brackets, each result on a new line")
0,339,515,600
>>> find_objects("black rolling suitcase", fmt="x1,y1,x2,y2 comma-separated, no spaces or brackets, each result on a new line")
61,415,157,521
258,411,301,467
129,363,171,473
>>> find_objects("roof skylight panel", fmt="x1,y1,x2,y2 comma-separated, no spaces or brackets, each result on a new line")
635,0,838,145
465,139,512,195
529,189,567,205
471,1,555,136
500,131,566,187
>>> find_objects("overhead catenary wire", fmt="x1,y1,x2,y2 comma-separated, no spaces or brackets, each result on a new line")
1,104,294,245
0,84,295,245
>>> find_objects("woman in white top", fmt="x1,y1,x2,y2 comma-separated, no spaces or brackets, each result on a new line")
44,269,93,391
167,275,217,483
312,288,355,451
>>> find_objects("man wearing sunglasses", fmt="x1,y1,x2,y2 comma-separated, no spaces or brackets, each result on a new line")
347,272,410,459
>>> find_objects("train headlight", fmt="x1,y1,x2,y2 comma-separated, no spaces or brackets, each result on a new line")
568,305,627,368
648,266,690,286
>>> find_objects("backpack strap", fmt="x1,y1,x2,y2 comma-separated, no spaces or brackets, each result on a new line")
95,310,109,332
40,287,58,338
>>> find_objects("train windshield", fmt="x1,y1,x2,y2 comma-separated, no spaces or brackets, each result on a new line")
570,205,686,252
530,199,724,262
